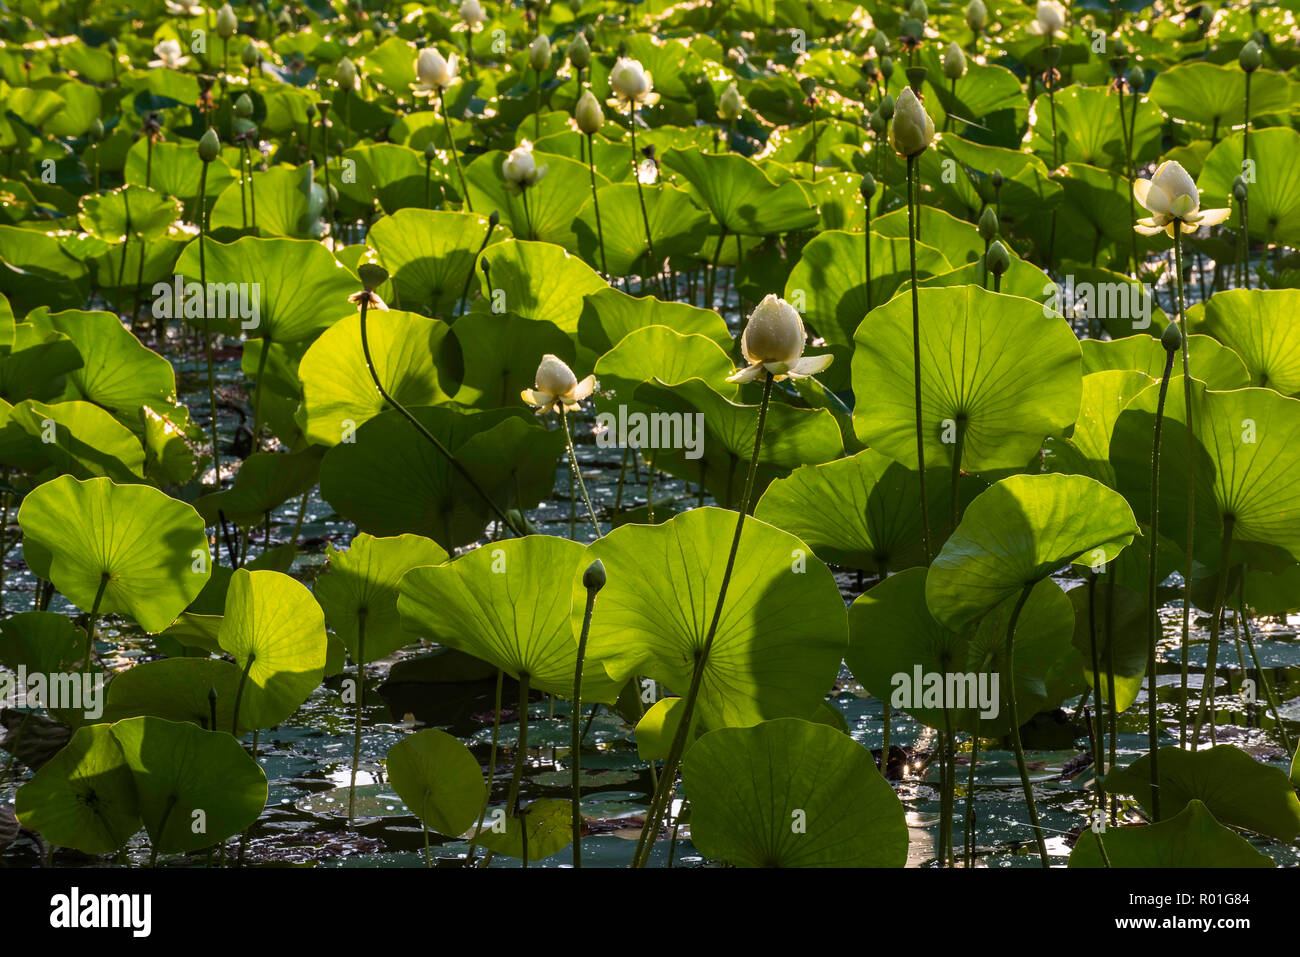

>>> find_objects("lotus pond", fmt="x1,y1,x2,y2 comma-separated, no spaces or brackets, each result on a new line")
1,0,1299,875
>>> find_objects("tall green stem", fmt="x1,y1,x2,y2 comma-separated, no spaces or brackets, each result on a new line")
1236,576,1293,755
561,408,600,537
631,371,775,868
82,573,109,674
586,133,609,277
465,669,503,866
1086,573,1107,823
628,101,659,296
348,610,367,824
906,155,933,561
1146,340,1176,818
198,162,220,490
504,672,531,868
571,578,600,867
1173,228,1195,751
1192,518,1236,746
1004,582,1050,867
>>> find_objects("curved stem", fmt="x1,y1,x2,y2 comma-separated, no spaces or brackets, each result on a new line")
560,408,600,537
1004,582,1050,867
906,155,933,561
571,585,598,867
504,672,531,868
631,371,775,868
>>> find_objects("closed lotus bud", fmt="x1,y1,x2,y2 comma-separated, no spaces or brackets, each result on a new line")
869,109,887,136
337,56,358,89
535,354,578,397
89,118,104,142
502,141,548,188
583,559,606,592
1109,54,1129,79
979,205,998,240
986,239,1010,275
1232,177,1248,203
529,34,551,72
879,56,894,80
568,32,590,70
1128,66,1145,89
1239,39,1261,73
424,141,438,161
107,37,118,54
908,0,928,22
609,57,653,102
241,41,259,69
459,0,488,25
991,168,1004,188
872,30,889,55
1161,320,1183,353
878,92,895,120
741,295,806,365
216,3,238,38
198,127,220,162
718,82,743,122
234,93,253,118
889,86,935,157
860,172,876,200
416,48,458,91
306,103,316,119
358,262,388,290
575,88,603,134
943,41,966,80
966,0,987,32
488,209,500,227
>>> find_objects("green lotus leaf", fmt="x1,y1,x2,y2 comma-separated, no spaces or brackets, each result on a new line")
15,723,141,855
357,35,418,94
339,143,445,215
784,230,950,349
6,399,145,481
847,567,1076,735
1070,799,1273,868
320,407,562,548
141,404,198,485
298,310,453,446
477,238,607,336
0,319,84,402
218,568,328,731
631,377,842,507
915,246,1052,302
315,533,448,663
682,717,907,867
209,164,324,239
103,657,248,735
0,610,82,675
472,796,572,862
196,448,322,528
19,476,211,633
1202,288,1300,395
386,728,486,838
78,185,180,244
397,534,619,701
124,140,238,215
1111,379,1300,565
1068,580,1147,713
1027,85,1163,169
662,148,818,236
634,696,694,761
852,286,1082,473
1105,745,1300,841
571,182,708,276
873,204,984,267
594,325,736,400
754,449,952,575
1044,371,1153,486
174,235,356,341
467,150,609,248
109,716,267,854
0,226,89,314
577,287,731,358
586,507,847,729
1080,334,1250,390
366,209,502,317
937,135,1063,219
1149,62,1292,134
1046,163,1164,267
1198,127,1300,247
926,473,1139,630
451,311,574,409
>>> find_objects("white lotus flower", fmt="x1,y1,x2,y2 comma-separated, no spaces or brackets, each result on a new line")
459,0,488,26
412,48,459,96
164,1,205,15
1133,160,1230,237
502,140,548,190
607,57,659,108
1031,0,1068,37
522,355,595,414
149,38,190,69
727,295,834,383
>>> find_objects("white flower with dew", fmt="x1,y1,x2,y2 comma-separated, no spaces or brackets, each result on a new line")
522,355,595,414
502,140,549,191
727,295,834,383
149,38,190,69
1133,160,1230,237
1030,0,1068,37
412,48,459,96
607,57,659,108
459,0,488,26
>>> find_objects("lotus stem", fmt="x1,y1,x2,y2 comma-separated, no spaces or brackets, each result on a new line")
1086,572,1107,823
586,132,609,278
1192,517,1236,748
949,416,965,534
521,186,535,241
964,731,979,867
251,335,270,445
627,101,660,297
940,705,955,867
197,161,221,490
631,370,775,868
1173,228,1196,751
1003,582,1050,867
438,88,472,212
1104,573,1119,824
456,213,497,318
1236,577,1293,754
357,294,520,534
465,668,503,866
906,155,933,562
231,651,255,737
503,672,531,868
560,407,600,537
1146,334,1176,817
81,572,109,674
571,574,600,866
348,609,367,825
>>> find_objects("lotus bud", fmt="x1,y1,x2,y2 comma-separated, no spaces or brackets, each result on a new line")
241,41,259,69
878,91,895,120
966,0,986,32
880,56,894,80
1196,4,1213,27
872,30,889,55
337,56,358,89
198,127,220,162
1239,39,1261,73
89,118,104,142
1128,66,1145,90
234,93,253,118
583,559,606,592
536,354,577,396
415,48,459,91
1109,54,1129,79
727,295,833,383
718,82,743,122
1161,320,1183,354
568,32,590,70
799,76,817,98
986,239,1010,276
358,262,389,290
216,3,238,38
107,37,118,55
424,141,438,161
459,0,488,25
502,141,548,189
869,109,887,136
489,209,500,228
306,103,317,119
978,205,998,240
907,0,927,22
991,168,1003,189
609,57,654,104
889,86,935,157
943,42,966,80
906,66,927,93
1232,177,1248,203
529,34,551,72
575,88,603,134
860,172,876,201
